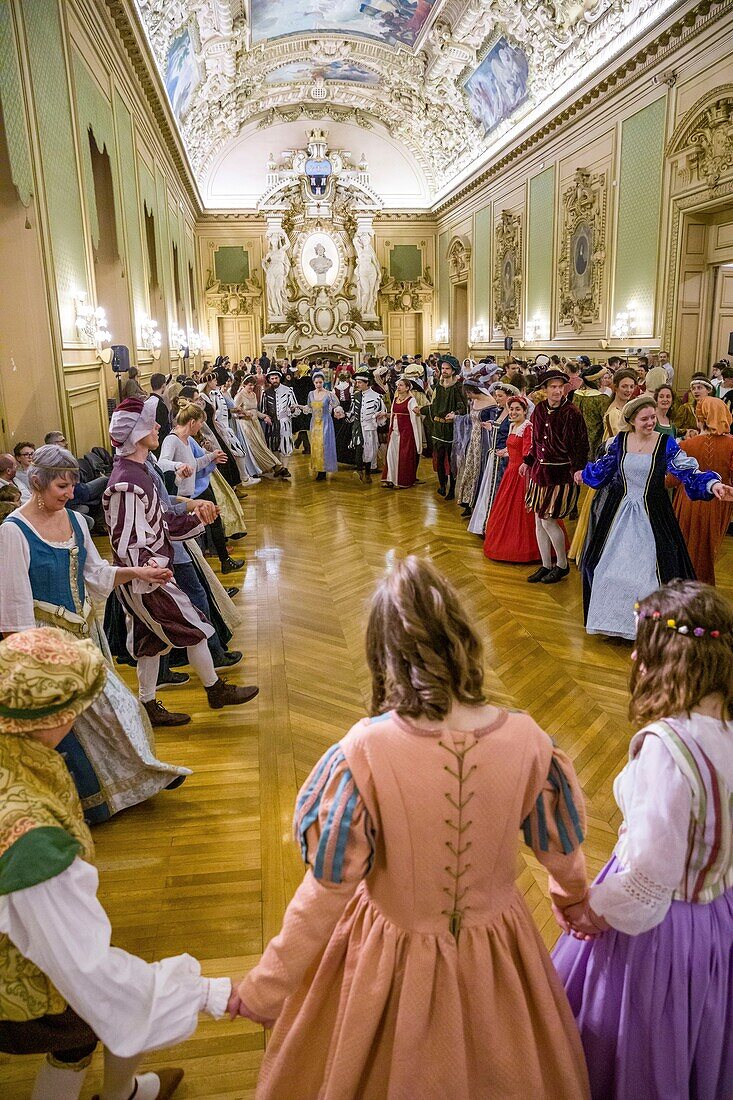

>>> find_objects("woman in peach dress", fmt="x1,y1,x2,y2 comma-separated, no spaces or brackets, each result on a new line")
230,557,591,1099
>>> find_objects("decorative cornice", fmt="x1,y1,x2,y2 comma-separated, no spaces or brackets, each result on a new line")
103,0,202,212
434,0,731,219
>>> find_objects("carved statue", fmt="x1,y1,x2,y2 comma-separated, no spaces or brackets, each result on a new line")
309,243,333,285
262,228,291,318
353,229,381,317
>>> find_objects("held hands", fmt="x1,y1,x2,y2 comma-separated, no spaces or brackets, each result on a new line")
213,450,228,465
712,482,733,501
135,564,173,585
177,463,194,480
445,412,456,421
553,898,610,941
518,462,528,479
573,469,584,486
227,984,276,1028
191,499,219,525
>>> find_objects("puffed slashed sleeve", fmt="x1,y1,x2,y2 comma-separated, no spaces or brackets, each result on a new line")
0,858,231,1057
238,744,375,1022
0,520,36,632
521,422,534,459
522,741,588,909
590,734,691,935
582,433,621,489
664,437,720,500
81,523,118,604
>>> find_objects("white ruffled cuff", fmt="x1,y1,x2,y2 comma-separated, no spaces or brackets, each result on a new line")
200,977,232,1019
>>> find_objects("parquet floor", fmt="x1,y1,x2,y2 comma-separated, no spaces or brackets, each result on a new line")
4,454,732,1099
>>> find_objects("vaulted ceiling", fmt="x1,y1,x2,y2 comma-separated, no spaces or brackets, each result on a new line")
134,0,679,210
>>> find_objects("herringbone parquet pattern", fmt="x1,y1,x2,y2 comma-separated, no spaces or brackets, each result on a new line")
4,454,732,1098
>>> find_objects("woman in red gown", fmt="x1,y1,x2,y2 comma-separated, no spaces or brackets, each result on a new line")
484,397,541,562
382,377,424,489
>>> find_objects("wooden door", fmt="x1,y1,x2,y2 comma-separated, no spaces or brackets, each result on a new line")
218,316,256,361
712,265,733,361
388,311,421,357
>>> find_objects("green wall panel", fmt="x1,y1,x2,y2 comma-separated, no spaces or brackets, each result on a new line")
473,206,491,325
438,230,450,331
72,50,119,251
214,246,250,284
113,91,146,327
614,98,666,335
23,0,88,335
389,244,422,282
527,167,555,337
0,5,33,207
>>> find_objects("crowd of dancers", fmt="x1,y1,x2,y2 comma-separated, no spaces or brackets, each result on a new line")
0,347,731,1100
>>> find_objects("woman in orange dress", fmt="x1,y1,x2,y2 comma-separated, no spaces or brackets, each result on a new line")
229,557,591,1099
671,396,733,584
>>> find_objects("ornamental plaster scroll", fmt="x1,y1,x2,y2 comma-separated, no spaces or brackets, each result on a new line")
204,272,262,316
558,168,607,333
380,270,435,312
492,211,522,334
666,87,733,191
447,235,472,283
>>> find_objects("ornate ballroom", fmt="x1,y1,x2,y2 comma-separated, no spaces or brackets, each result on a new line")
1,2,733,1099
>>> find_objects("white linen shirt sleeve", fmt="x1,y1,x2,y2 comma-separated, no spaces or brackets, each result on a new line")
0,858,231,1057
82,524,118,604
590,735,691,935
0,520,36,632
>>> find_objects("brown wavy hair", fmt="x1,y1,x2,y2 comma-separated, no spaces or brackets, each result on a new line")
366,556,486,720
630,581,733,725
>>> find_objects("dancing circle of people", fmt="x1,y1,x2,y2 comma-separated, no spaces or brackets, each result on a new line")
0,347,732,1100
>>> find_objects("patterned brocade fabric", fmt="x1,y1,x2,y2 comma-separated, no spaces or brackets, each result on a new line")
0,735,94,1021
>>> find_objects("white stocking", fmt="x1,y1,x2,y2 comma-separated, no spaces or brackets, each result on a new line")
534,515,553,569
32,1058,87,1100
187,638,218,688
541,518,568,569
136,655,160,703
100,1049,161,1100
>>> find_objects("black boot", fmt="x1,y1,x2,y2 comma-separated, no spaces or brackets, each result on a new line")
445,477,456,501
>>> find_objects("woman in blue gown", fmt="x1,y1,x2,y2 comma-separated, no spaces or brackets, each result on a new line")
580,395,733,640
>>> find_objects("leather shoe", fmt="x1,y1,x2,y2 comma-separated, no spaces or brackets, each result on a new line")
541,565,571,584
225,586,239,597
221,557,244,574
206,678,259,709
527,566,551,583
229,531,247,540
156,670,190,688
93,1067,184,1100
437,486,446,496
214,650,243,669
143,700,191,727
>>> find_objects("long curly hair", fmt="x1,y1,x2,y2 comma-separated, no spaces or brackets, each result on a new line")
366,556,486,721
630,581,733,725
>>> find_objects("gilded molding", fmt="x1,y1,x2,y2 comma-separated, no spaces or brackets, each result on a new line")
666,85,733,189
492,211,522,335
558,169,607,334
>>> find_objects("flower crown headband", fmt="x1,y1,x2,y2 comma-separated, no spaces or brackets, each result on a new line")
634,603,722,639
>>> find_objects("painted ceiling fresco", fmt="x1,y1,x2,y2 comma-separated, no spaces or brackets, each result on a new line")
265,61,380,86
250,0,439,49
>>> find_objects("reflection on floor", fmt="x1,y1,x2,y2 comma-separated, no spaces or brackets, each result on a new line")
4,453,732,1097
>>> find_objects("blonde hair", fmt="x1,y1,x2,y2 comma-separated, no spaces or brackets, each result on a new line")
366,556,486,720
630,581,733,725
175,401,205,427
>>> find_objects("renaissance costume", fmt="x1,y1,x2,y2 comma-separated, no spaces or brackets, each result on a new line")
554,713,733,1100
382,392,423,488
0,510,189,824
0,629,229,1100
428,375,468,496
571,373,612,459
350,383,387,474
304,388,339,476
524,395,589,520
233,389,282,474
467,408,510,536
484,420,542,563
261,378,299,457
581,432,720,639
238,710,590,1100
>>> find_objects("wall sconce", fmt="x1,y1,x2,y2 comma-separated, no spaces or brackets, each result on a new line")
469,320,489,344
140,317,162,356
187,330,203,356
526,314,548,342
170,327,187,355
611,309,636,341
435,323,449,343
75,294,111,348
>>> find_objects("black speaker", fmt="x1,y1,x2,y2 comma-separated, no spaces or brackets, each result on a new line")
504,337,513,352
111,345,130,373
727,332,733,356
